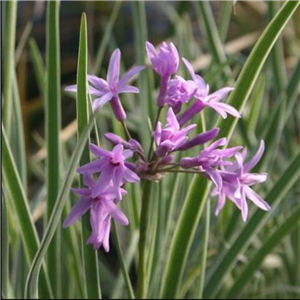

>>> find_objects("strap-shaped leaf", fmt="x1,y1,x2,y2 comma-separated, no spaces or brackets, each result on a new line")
160,2,299,298
204,153,300,298
2,127,53,298
226,204,300,298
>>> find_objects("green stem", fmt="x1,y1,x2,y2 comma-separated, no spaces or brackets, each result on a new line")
121,121,132,140
148,107,163,160
197,200,210,298
112,221,135,299
137,180,153,299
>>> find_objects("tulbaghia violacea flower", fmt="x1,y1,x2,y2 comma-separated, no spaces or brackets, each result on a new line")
64,41,270,252
63,174,128,251
146,41,179,106
77,144,140,200
66,49,145,121
154,108,196,157
180,138,242,191
104,132,144,154
213,140,271,221
177,58,240,125
146,41,179,77
164,76,197,113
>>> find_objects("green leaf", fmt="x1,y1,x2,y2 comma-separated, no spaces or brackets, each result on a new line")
112,222,135,299
24,110,102,299
204,153,300,298
195,1,231,79
45,2,62,296
93,1,122,75
1,194,9,297
217,0,299,143
28,38,45,102
226,205,300,298
11,71,27,188
160,3,299,297
76,13,102,299
196,200,210,299
160,176,211,298
15,21,33,64
3,0,17,136
2,127,53,299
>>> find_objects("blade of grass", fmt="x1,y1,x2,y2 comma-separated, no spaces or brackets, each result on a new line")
218,1,233,42
204,153,300,298
197,199,210,299
247,75,266,135
160,177,211,298
137,180,153,299
112,221,135,299
160,3,299,297
76,13,102,299
24,109,102,299
226,205,300,298
28,38,45,102
2,194,9,297
2,127,53,299
194,1,232,80
12,71,27,188
15,21,33,64
93,1,122,74
217,0,299,143
45,2,62,297
268,1,287,94
3,0,17,136
132,1,153,148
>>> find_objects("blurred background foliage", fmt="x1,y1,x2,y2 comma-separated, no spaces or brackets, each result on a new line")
3,1,300,299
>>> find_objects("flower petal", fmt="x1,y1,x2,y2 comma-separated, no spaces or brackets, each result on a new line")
92,169,114,198
90,143,112,158
244,140,265,173
123,167,140,183
206,87,234,102
118,85,140,94
215,192,226,216
63,199,93,227
92,92,114,110
107,49,121,85
118,65,145,88
71,187,90,197
102,198,129,225
77,159,104,174
244,186,271,211
87,75,109,92
65,85,77,92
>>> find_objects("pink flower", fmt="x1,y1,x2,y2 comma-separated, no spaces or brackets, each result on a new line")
63,174,128,251
146,41,179,77
154,108,196,157
77,144,140,200
177,58,240,125
213,140,271,221
66,49,145,121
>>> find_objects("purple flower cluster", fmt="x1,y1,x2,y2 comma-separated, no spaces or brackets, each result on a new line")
64,41,270,251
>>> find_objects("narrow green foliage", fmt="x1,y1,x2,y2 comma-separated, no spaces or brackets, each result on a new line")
3,0,17,136
226,205,300,298
45,2,62,296
2,195,9,298
76,13,102,299
24,110,102,299
217,1,300,143
28,39,46,101
204,153,300,298
2,127,53,299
